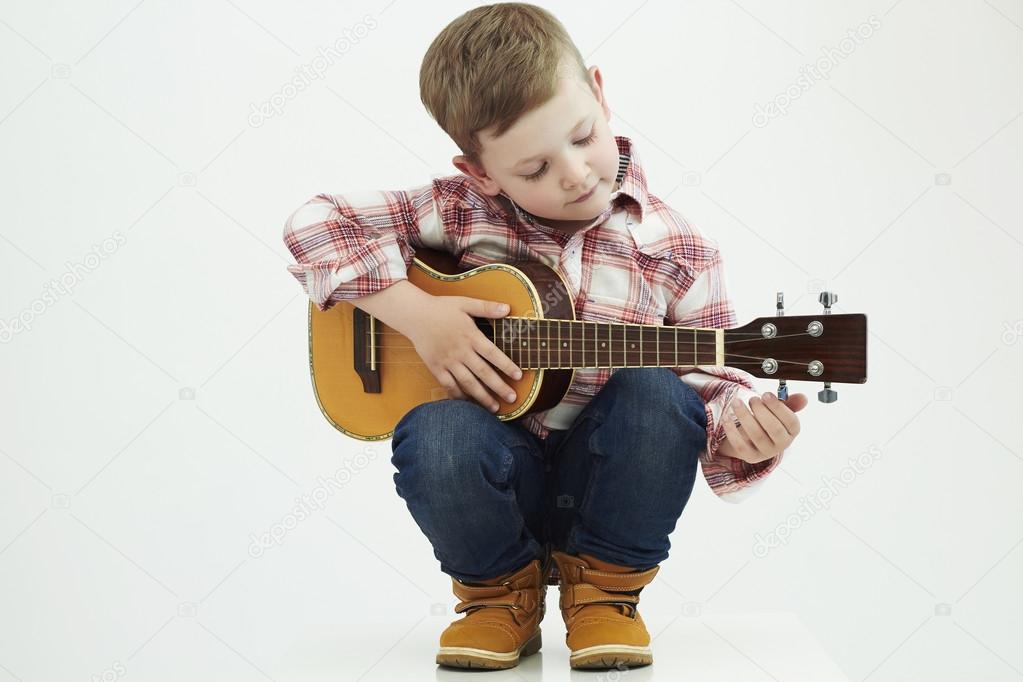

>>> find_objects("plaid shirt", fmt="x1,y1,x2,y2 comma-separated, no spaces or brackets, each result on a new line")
283,135,784,502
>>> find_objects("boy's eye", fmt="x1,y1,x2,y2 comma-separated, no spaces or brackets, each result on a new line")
521,130,597,182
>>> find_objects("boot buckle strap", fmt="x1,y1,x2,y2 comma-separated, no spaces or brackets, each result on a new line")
454,588,536,615
559,583,641,610
454,595,519,614
578,565,659,591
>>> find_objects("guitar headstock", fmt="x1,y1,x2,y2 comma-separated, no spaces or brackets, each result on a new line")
725,292,867,403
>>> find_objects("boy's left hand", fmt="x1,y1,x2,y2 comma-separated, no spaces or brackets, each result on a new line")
717,391,808,464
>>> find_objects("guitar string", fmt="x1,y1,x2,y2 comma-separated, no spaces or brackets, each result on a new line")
357,319,827,367
362,328,815,344
357,346,826,367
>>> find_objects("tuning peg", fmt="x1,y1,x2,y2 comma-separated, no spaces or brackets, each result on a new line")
775,293,787,399
818,381,838,403
819,291,838,315
777,380,789,400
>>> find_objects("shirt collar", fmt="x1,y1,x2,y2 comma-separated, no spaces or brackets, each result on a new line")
498,134,648,235
611,134,648,224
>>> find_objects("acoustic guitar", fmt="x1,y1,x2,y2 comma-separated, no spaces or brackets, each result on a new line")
305,247,867,441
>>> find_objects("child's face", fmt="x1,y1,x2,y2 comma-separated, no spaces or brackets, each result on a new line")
453,64,621,232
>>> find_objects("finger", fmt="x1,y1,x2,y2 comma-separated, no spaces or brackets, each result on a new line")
733,399,775,456
466,354,517,404
721,413,757,462
475,336,523,381
763,392,801,435
449,363,500,413
439,370,465,401
786,393,809,413
467,297,511,319
749,395,789,446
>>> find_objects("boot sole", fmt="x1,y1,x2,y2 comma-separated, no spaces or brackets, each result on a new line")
436,629,542,669
570,643,653,669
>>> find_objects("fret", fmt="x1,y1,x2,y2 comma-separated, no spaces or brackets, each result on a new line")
506,319,513,368
558,320,562,369
613,325,621,368
527,317,533,369
513,319,519,368
520,317,526,369
628,324,639,368
536,319,544,370
654,326,658,367
536,319,541,369
585,321,590,368
621,323,626,368
497,319,731,370
545,319,550,369
601,325,609,370
640,323,644,367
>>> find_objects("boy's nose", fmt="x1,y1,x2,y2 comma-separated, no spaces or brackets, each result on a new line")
562,167,591,192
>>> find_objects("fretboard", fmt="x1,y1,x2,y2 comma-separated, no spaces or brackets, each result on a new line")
485,317,721,370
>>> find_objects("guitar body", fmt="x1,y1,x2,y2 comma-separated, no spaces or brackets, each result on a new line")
307,248,577,441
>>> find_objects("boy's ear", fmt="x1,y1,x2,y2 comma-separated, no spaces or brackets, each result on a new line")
452,155,502,195
587,65,611,121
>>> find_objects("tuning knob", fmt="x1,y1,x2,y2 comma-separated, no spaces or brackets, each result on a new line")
818,382,838,403
775,292,787,399
819,291,838,315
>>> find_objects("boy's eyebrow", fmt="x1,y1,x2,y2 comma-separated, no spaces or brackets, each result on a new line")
513,115,591,168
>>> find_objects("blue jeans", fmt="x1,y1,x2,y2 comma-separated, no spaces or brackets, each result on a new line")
390,367,707,583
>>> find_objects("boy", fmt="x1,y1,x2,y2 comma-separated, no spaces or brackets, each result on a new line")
282,2,807,671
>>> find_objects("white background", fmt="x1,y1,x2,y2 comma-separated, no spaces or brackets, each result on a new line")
2,1,1022,680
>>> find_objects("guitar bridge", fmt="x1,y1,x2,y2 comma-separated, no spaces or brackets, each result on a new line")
352,308,381,393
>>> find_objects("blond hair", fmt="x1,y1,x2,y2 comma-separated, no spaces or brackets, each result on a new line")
419,2,589,165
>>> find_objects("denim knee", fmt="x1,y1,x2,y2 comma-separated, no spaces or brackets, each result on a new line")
391,399,514,498
604,367,706,422
588,367,707,466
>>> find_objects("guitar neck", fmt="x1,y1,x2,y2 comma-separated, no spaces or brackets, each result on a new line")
487,317,722,370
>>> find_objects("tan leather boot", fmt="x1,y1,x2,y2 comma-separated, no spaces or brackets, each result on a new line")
435,556,551,669
551,549,660,669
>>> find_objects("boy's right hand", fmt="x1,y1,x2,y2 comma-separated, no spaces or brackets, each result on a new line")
406,295,523,413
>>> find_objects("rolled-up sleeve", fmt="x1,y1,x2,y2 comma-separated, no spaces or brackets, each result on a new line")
664,246,784,503
282,183,444,311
